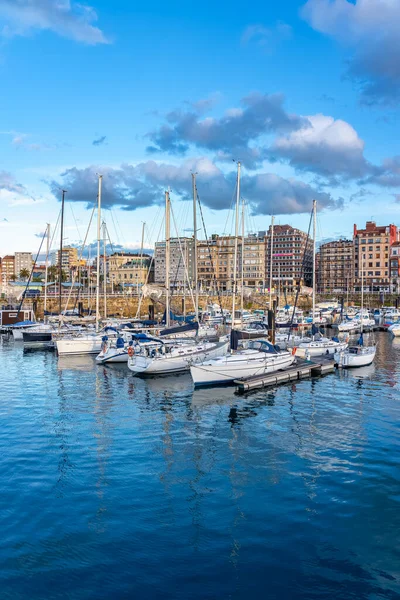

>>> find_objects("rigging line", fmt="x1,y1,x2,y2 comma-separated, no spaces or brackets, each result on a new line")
222,180,238,237
287,208,314,341
69,203,82,242
49,208,61,252
135,215,165,319
196,188,225,317
61,205,96,318
170,202,196,311
109,208,120,246
16,229,47,319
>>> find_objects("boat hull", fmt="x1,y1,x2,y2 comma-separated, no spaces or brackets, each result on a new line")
56,338,102,356
297,341,347,358
96,349,128,364
128,341,229,376
190,352,295,387
334,347,376,368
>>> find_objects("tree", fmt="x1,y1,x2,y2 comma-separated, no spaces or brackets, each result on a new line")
47,265,67,282
19,268,30,280
9,274,16,282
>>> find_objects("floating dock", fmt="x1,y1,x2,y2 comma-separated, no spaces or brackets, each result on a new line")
235,358,336,394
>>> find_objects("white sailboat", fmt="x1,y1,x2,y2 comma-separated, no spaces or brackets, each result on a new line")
335,252,376,368
297,200,347,358
190,162,295,387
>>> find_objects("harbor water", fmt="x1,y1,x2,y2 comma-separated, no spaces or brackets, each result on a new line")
0,331,399,599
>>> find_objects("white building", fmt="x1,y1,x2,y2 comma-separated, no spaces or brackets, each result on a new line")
15,252,32,277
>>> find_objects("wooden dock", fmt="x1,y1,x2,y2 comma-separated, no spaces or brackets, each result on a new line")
235,358,336,394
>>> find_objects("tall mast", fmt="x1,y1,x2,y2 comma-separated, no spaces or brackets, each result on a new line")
312,199,317,325
241,192,245,328
361,252,364,335
96,175,102,332
44,222,50,322
103,220,107,320
192,173,199,322
269,216,274,310
135,221,146,318
232,161,241,330
165,190,171,328
58,189,66,314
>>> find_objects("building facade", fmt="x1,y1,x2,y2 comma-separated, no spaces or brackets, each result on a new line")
266,225,313,294
1,255,15,284
51,247,79,270
109,254,151,288
353,221,397,292
154,238,194,289
389,241,400,293
15,252,32,277
317,239,354,294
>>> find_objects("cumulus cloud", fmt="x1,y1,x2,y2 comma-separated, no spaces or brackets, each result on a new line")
49,158,342,216
363,156,400,187
146,92,307,168
0,0,108,45
302,0,400,105
272,114,372,178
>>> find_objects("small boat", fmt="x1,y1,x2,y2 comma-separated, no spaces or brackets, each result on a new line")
335,335,376,368
127,338,229,376
190,339,295,387
95,333,159,364
388,322,400,337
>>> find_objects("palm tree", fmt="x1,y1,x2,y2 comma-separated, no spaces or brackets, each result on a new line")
48,265,67,283
19,268,30,280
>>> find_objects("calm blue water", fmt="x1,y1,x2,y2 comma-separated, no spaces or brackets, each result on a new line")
0,332,399,599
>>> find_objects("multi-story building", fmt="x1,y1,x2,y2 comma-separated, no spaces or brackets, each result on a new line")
353,221,397,292
15,252,32,277
51,247,79,270
317,239,354,294
109,254,151,288
1,255,15,284
266,225,313,294
389,241,400,293
154,238,194,289
196,233,266,292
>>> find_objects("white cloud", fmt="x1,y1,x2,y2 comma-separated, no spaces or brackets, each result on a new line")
272,114,369,177
302,0,400,105
0,0,109,45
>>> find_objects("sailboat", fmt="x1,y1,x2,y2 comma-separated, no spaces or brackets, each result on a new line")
335,251,376,368
190,162,295,387
55,175,107,356
297,200,347,358
127,190,228,375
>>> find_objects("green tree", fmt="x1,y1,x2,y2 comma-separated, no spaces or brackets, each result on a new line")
19,268,30,280
48,266,67,282
9,274,16,282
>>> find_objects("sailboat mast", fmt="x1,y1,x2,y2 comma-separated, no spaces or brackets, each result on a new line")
192,173,199,322
103,220,107,320
361,252,364,335
312,199,317,325
165,190,171,328
232,161,241,329
135,221,146,318
44,223,50,322
95,175,102,332
58,189,66,314
241,193,245,328
269,216,274,310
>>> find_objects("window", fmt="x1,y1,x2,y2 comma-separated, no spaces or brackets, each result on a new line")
369,246,373,251
375,271,381,276
376,262,380,267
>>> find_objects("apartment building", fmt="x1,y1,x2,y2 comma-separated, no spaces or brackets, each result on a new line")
15,252,32,276
51,246,79,269
1,255,15,284
154,238,194,289
317,239,354,294
266,225,313,294
353,221,397,292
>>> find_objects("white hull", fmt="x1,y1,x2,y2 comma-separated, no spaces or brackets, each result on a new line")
96,348,128,364
335,346,376,368
297,340,347,357
388,324,400,337
128,341,229,375
56,337,103,356
190,351,295,386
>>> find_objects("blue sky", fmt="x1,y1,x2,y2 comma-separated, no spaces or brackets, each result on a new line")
1,0,400,255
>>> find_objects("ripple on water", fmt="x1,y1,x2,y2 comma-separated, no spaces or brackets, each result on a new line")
0,332,399,599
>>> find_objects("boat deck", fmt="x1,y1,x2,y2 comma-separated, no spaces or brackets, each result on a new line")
235,357,336,393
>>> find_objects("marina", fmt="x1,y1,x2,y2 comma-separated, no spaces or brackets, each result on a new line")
0,330,399,598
